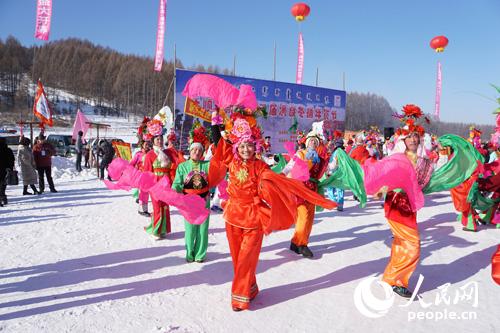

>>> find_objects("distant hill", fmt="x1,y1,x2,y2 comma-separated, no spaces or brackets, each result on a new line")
0,36,231,121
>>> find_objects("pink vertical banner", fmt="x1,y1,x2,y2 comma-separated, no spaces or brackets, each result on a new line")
434,61,442,119
296,32,304,84
154,0,167,72
72,109,91,141
34,0,53,41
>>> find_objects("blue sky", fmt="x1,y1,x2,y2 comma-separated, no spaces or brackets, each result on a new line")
1,0,499,125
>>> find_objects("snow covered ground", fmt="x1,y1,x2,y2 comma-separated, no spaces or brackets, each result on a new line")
0,158,498,333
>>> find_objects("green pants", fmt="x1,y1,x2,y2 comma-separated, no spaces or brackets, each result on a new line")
185,217,209,261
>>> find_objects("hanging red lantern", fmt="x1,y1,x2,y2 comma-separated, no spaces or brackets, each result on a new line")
430,35,449,53
291,3,310,22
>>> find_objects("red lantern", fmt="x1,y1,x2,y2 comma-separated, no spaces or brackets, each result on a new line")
291,3,310,22
430,35,449,53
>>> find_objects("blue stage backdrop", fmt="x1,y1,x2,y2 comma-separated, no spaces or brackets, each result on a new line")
175,69,346,153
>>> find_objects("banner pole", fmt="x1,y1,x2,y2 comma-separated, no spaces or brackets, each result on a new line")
179,115,184,152
173,43,178,149
28,47,37,124
161,43,175,139
173,43,176,122
273,41,277,81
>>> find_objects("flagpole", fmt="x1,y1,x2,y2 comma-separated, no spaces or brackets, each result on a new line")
177,44,185,152
30,124,33,147
179,116,184,152
172,43,179,150
25,46,37,127
273,41,277,81
173,43,177,149
29,46,36,145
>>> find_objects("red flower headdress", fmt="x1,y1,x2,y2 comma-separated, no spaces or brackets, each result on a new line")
296,130,307,145
146,119,165,137
189,119,210,148
365,126,381,143
393,104,429,137
224,106,266,157
137,116,152,141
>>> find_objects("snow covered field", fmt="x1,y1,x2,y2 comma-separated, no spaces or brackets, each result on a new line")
0,158,498,333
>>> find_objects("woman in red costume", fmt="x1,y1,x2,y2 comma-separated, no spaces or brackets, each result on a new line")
130,140,153,217
382,105,434,298
492,246,500,285
142,119,179,239
350,132,371,165
477,171,500,285
209,109,336,311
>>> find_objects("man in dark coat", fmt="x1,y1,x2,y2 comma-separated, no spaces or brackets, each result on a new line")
98,139,115,180
33,134,57,193
0,137,15,206
75,130,84,172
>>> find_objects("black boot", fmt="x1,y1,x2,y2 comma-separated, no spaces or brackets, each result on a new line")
392,286,413,298
30,185,41,195
290,242,314,258
290,242,301,254
23,186,33,195
299,245,314,258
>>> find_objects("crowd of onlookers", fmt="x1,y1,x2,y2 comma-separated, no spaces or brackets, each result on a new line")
0,134,59,207
0,128,126,208
74,131,116,180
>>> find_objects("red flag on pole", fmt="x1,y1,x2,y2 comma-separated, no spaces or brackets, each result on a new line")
33,80,53,127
